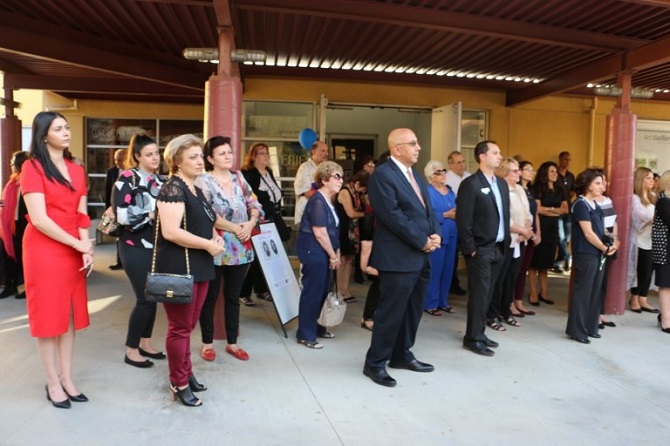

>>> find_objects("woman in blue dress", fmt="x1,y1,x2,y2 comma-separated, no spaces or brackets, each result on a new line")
423,160,457,316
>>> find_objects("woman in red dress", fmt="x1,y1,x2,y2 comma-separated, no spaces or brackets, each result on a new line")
21,112,94,409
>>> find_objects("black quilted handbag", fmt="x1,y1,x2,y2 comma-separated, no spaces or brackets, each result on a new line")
145,212,193,304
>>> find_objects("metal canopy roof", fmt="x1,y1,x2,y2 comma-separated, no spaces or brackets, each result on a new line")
2,0,670,106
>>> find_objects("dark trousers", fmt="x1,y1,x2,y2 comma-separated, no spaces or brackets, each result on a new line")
200,263,250,345
488,247,519,320
566,252,604,339
464,245,506,343
119,244,156,348
164,281,208,387
362,276,380,320
365,260,430,369
631,248,653,297
115,239,122,266
450,247,462,290
514,241,535,301
296,248,330,342
240,256,269,298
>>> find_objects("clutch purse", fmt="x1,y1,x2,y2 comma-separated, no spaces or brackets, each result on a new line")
145,211,193,304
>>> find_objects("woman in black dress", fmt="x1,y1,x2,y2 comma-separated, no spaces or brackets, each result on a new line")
334,170,369,303
528,161,567,306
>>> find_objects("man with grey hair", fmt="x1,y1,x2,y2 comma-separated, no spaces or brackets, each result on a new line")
445,150,470,296
294,141,329,226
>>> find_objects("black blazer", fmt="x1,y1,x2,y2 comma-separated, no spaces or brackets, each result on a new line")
104,166,121,208
368,159,440,272
456,169,511,256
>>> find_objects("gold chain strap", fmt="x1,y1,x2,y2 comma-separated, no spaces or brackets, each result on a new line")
151,209,190,275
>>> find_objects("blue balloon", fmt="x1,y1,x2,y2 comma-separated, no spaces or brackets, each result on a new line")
298,128,318,150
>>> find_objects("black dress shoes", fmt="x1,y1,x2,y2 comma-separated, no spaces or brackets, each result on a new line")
138,348,166,360
124,354,154,368
641,306,660,314
570,336,591,344
108,263,123,271
388,359,434,373
589,333,601,339
483,337,499,348
463,342,495,357
538,295,555,305
363,365,397,387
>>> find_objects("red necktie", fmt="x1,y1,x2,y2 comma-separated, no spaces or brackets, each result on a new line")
407,168,425,208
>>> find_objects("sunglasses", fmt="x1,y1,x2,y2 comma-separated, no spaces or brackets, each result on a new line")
432,169,447,175
331,173,343,180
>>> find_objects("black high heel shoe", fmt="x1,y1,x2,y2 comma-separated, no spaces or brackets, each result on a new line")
170,383,202,407
658,314,670,333
64,390,89,402
45,385,71,409
188,375,207,392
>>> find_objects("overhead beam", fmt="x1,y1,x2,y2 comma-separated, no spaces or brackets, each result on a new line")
627,34,670,70
506,55,622,106
0,25,206,91
507,32,670,106
4,74,204,96
234,0,647,52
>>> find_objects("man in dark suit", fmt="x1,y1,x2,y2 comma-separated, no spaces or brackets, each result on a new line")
457,140,511,356
363,128,441,387
105,148,126,270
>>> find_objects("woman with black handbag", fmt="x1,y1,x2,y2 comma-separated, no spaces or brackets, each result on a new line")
112,134,165,368
240,142,289,305
155,134,224,407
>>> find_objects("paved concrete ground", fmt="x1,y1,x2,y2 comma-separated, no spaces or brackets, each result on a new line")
1,242,670,446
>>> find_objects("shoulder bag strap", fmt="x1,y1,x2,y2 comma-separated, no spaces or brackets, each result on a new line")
151,208,190,275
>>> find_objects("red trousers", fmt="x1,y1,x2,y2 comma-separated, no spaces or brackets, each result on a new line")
163,281,209,387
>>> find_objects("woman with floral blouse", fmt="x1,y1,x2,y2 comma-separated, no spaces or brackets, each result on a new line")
196,136,263,362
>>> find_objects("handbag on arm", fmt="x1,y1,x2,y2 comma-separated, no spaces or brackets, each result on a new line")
145,211,193,304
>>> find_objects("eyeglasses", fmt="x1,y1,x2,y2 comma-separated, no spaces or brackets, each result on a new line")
522,168,535,173
432,169,447,175
331,173,343,181
396,140,419,148
510,169,520,173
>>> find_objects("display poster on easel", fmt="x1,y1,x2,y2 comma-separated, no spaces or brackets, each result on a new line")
252,223,300,328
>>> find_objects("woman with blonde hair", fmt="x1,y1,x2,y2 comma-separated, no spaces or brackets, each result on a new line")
156,134,224,406
240,142,288,305
295,161,343,349
487,158,534,330
628,167,659,313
